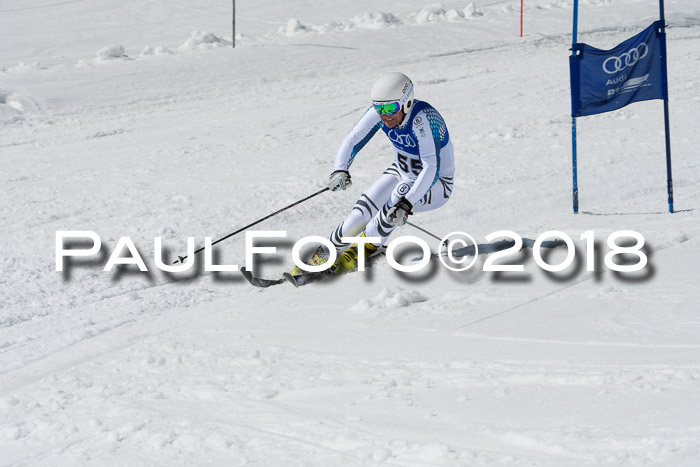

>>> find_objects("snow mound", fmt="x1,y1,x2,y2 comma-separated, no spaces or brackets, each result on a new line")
415,4,465,23
278,12,401,35
273,0,612,38
6,61,49,73
140,46,173,56
587,0,613,4
463,2,484,18
351,287,428,312
279,18,309,35
350,12,402,29
0,90,39,124
278,3,500,37
96,45,127,61
180,31,228,50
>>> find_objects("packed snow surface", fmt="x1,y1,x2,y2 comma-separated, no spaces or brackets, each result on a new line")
1,0,700,465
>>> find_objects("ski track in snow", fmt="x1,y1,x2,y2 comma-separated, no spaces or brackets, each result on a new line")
2,0,700,465
3,321,700,465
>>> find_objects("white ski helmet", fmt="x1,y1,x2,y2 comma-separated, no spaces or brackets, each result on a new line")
371,72,414,114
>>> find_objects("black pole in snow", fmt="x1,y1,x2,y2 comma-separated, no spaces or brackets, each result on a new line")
659,0,674,213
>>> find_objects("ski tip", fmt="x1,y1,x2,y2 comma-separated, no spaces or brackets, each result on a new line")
240,267,285,288
282,272,299,287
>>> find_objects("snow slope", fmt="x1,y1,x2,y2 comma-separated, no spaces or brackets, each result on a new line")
1,0,700,465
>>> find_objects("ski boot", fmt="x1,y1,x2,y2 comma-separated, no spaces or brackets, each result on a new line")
330,235,379,275
290,245,329,276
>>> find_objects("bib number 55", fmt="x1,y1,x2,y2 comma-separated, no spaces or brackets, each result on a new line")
397,153,422,176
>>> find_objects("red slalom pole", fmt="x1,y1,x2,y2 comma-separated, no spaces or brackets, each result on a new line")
520,0,524,37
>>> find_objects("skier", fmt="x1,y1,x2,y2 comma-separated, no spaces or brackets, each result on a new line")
294,72,455,275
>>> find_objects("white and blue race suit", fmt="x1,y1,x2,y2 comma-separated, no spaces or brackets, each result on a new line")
329,99,455,250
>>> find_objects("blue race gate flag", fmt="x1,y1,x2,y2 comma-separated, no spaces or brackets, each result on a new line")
570,21,667,117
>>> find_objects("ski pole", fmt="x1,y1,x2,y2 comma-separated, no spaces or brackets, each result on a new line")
407,221,449,247
174,187,330,264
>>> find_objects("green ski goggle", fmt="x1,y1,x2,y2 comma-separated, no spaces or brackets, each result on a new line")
373,101,402,116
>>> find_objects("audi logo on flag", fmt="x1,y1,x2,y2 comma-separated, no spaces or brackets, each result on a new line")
602,43,648,74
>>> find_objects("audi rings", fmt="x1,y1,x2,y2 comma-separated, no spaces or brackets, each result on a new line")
602,43,648,74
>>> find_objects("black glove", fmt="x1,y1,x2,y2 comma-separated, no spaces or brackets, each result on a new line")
387,197,412,226
329,170,352,191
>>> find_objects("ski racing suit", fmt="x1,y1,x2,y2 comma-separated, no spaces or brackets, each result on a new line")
328,99,455,252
